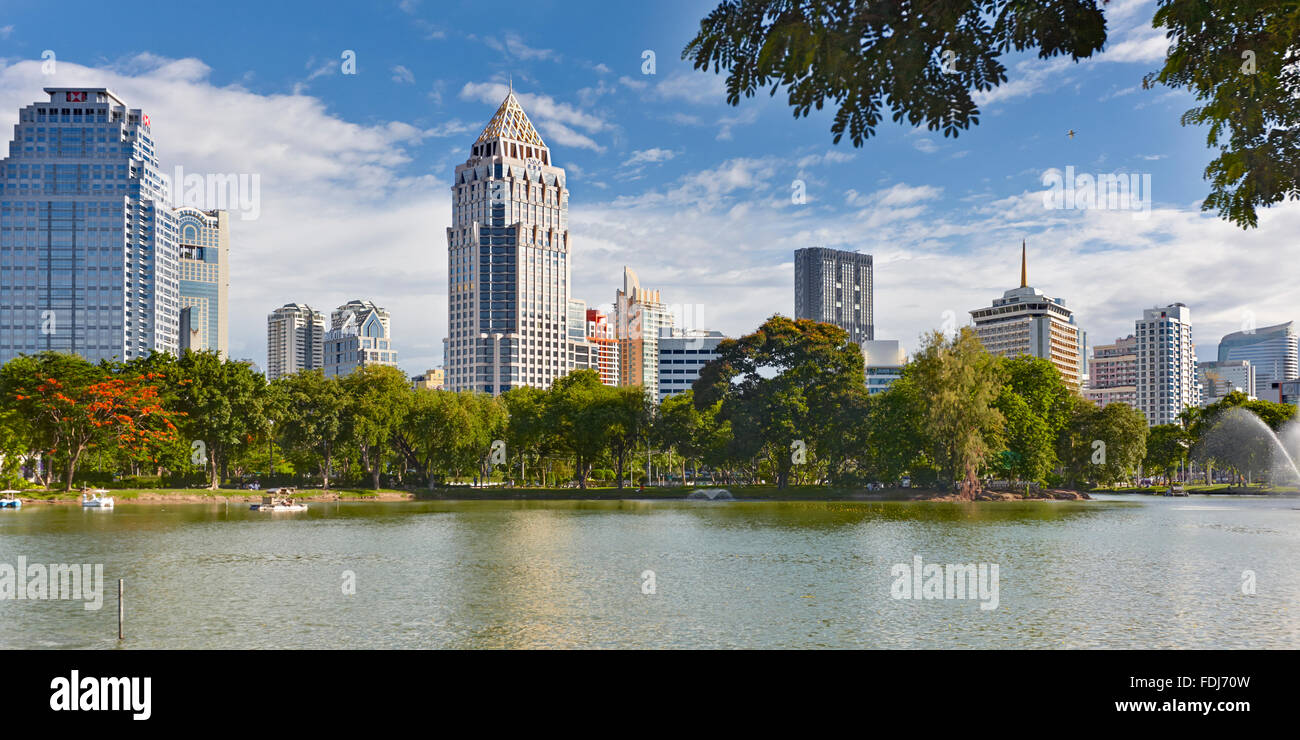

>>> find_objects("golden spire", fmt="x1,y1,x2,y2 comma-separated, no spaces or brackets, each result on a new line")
1020,239,1027,288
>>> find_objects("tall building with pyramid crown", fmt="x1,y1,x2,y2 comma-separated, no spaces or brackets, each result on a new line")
970,242,1087,388
445,87,571,393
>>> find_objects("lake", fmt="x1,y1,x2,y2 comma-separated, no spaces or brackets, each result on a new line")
1,495,1297,648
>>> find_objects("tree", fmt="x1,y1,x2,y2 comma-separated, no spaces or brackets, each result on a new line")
274,370,346,489
1058,399,1148,488
545,370,618,489
0,353,179,490
173,351,269,490
904,328,1005,497
501,386,551,485
992,355,1074,486
341,365,412,491
685,0,1300,228
1145,423,1191,482
606,385,651,489
1147,0,1300,227
694,315,866,488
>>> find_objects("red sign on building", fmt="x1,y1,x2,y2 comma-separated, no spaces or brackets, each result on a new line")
65,91,87,102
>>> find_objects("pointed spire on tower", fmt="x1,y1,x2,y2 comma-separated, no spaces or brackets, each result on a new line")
1020,239,1027,288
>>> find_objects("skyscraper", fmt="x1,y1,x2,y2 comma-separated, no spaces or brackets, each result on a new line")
175,207,229,356
970,242,1086,388
1135,303,1199,425
0,88,179,364
794,247,873,342
323,299,397,378
1216,321,1298,397
266,303,325,380
615,266,674,394
445,86,570,394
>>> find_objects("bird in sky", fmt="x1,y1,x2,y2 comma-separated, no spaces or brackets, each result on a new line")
1067,129,1076,139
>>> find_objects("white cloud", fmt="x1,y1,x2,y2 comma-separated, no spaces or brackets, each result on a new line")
485,32,559,62
622,148,677,167
391,65,415,84
650,72,726,105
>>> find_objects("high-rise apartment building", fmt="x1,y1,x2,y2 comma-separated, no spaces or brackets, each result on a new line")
323,299,397,378
657,327,727,402
0,88,179,364
266,302,325,380
794,247,873,342
1135,303,1200,425
445,87,570,394
615,266,674,394
175,207,229,356
970,243,1086,387
1085,335,1138,408
1216,321,1298,394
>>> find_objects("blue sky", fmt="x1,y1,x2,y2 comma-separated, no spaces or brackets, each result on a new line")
2,0,1297,374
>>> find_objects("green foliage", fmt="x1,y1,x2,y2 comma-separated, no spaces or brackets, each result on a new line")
1147,0,1300,227
341,365,413,490
695,314,866,487
686,0,1300,228
906,328,1005,494
683,0,1105,145
1145,423,1192,479
1058,398,1149,487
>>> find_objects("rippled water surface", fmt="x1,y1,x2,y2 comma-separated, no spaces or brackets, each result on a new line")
1,495,1297,648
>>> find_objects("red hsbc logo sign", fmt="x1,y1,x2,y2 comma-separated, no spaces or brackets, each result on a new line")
142,114,150,127
65,91,87,102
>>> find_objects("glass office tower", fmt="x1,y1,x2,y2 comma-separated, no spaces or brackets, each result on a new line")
0,87,179,364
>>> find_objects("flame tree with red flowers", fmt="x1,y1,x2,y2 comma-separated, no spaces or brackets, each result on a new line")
0,352,182,491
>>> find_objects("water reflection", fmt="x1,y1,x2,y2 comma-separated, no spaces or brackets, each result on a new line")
0,498,1296,649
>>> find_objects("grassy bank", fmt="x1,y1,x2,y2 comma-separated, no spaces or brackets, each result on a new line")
1090,484,1300,495
13,488,414,503
9,484,1100,504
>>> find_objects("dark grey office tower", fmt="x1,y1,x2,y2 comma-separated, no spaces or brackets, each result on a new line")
794,247,873,341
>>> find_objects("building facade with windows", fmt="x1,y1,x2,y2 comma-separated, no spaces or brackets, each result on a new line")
1085,335,1137,408
174,207,229,356
445,87,569,394
861,339,905,396
586,308,619,386
970,243,1086,388
412,368,445,390
323,299,397,378
657,328,726,402
794,247,873,342
0,88,179,364
1135,303,1200,425
615,266,674,394
1216,321,1297,393
266,302,325,380
1197,359,1255,405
